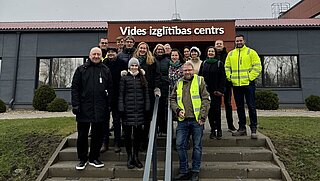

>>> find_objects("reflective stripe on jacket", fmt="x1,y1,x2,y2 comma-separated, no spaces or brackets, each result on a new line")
225,45,262,86
176,74,202,121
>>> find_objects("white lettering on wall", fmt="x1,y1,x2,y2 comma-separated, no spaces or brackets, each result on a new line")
119,25,225,37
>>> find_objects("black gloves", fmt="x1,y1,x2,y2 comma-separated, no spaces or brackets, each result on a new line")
72,106,80,115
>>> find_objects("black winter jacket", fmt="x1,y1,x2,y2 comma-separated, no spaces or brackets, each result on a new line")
199,60,226,94
118,72,150,126
117,47,136,70
103,58,123,109
71,60,113,123
155,55,170,97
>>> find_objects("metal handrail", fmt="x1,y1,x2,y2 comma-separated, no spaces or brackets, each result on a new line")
164,94,173,181
143,95,160,181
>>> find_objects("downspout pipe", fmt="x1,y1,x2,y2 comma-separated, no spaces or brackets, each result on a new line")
9,32,21,110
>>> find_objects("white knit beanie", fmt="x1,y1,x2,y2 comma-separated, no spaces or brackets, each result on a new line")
190,46,201,57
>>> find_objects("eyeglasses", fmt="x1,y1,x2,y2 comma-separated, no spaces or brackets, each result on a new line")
183,69,193,72
130,64,139,67
100,42,108,45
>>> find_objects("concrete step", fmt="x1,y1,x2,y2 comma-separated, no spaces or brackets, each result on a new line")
45,178,282,181
59,146,272,162
48,161,281,179
66,132,267,148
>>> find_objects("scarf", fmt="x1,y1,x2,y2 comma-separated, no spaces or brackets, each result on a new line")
206,58,219,64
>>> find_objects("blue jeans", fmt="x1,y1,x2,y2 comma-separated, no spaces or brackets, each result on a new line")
176,118,204,173
233,82,257,131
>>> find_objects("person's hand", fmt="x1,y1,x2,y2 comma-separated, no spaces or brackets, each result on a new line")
178,110,185,119
214,91,224,97
198,119,205,125
72,106,80,115
154,87,161,97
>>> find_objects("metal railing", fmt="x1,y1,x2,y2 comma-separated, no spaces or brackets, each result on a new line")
164,95,173,181
143,95,160,181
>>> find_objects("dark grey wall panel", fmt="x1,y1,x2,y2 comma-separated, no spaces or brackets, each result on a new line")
299,55,320,78
3,34,18,57
238,30,299,55
17,57,37,80
301,78,320,98
15,80,35,104
0,57,15,80
37,32,100,57
19,34,38,57
274,89,303,104
0,34,4,56
0,81,13,103
55,90,71,104
298,30,320,54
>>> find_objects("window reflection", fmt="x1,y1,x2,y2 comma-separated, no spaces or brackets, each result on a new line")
263,56,299,87
38,58,84,88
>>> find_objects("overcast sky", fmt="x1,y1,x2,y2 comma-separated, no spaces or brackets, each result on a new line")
0,0,300,22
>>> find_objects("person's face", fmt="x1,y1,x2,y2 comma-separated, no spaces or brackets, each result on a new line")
99,39,108,49
107,50,116,59
215,40,224,51
116,39,124,48
235,37,245,48
190,50,198,58
125,39,135,48
89,48,102,64
171,51,179,62
184,48,190,58
138,44,147,56
156,46,165,56
129,64,139,73
207,48,216,58
183,64,194,80
164,45,172,54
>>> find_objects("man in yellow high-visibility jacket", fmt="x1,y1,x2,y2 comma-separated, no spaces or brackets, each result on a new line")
170,61,210,181
225,34,262,139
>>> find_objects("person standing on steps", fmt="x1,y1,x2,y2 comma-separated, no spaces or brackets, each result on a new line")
71,47,113,170
215,39,236,132
199,46,226,140
225,34,262,139
118,58,150,169
170,62,210,181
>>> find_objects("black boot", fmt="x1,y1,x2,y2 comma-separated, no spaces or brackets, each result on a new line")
133,152,143,168
216,129,222,140
127,153,135,169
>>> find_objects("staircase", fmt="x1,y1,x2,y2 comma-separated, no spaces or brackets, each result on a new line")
37,125,291,181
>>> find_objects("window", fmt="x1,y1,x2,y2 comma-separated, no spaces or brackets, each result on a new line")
257,55,300,88
38,58,85,88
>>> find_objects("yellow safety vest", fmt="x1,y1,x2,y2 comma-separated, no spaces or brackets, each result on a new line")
176,74,202,121
225,45,262,86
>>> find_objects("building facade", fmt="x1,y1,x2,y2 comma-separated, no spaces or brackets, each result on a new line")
0,19,319,108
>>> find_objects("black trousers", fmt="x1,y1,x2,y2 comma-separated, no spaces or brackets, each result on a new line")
208,93,222,131
157,94,168,134
77,122,104,161
122,125,143,154
224,83,234,128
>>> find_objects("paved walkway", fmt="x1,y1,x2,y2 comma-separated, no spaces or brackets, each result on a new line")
1,108,319,120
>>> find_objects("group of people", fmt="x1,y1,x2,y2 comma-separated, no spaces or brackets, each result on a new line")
71,34,262,181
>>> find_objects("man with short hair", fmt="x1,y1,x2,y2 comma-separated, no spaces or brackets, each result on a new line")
99,38,109,61
170,62,211,181
71,47,113,170
117,35,136,71
116,36,124,53
214,40,236,132
164,43,172,58
225,34,262,139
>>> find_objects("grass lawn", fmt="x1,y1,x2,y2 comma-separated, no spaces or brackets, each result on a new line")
259,117,320,181
0,116,319,180
0,117,76,181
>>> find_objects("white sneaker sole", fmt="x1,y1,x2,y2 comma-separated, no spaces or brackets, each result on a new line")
89,162,104,168
75,162,87,170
